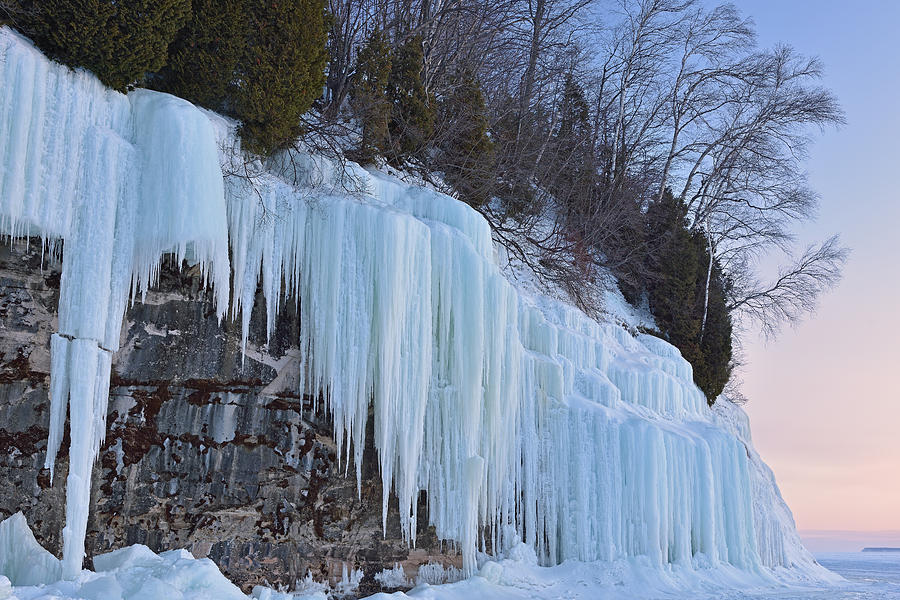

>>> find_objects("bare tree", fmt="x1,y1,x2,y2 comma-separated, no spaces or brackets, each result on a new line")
727,235,848,338
317,0,847,338
325,0,373,114
655,3,755,202
674,46,844,334
0,1,36,29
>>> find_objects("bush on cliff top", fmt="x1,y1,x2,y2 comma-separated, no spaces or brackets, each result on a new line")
9,0,329,157
12,0,190,91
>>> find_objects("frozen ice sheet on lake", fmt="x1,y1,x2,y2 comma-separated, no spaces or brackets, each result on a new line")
692,553,900,600
359,552,900,600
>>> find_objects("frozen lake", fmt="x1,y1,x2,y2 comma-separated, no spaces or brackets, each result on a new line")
359,552,900,600
708,553,900,599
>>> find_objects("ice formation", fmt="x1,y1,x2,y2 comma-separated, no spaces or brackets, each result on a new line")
374,564,410,589
0,29,229,578
0,24,823,586
218,142,765,575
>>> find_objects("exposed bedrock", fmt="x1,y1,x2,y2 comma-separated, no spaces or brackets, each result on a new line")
0,240,457,595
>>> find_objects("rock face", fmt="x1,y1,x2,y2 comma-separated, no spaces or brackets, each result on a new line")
0,239,458,595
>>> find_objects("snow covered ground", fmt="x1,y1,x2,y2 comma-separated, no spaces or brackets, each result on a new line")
362,552,900,600
1,515,892,600
698,553,900,600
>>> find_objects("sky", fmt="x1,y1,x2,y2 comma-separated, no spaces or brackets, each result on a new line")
725,1,900,551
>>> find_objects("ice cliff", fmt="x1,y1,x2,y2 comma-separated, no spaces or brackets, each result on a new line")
0,25,824,586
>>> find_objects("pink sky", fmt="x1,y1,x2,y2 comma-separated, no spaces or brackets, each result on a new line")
735,0,900,551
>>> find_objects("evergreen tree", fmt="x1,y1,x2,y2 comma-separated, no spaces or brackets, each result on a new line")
646,193,702,350
387,35,434,164
152,0,327,156
642,190,733,404
490,94,537,215
236,0,329,156
614,195,649,305
558,74,590,141
154,0,245,110
437,70,495,207
18,0,191,91
349,29,392,164
694,252,733,402
548,75,595,230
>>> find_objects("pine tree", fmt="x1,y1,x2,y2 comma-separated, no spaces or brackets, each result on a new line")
614,195,649,305
152,0,327,156
236,0,329,156
549,74,595,230
694,251,733,403
642,191,733,404
18,0,191,91
154,0,245,111
387,35,434,164
349,29,392,164
437,70,495,207
646,194,702,350
490,94,536,215
558,74,590,141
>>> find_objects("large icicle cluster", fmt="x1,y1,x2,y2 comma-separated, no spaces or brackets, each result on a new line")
219,145,761,574
0,25,816,582
0,29,230,577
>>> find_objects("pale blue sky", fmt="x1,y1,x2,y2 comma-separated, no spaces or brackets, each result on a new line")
728,1,900,549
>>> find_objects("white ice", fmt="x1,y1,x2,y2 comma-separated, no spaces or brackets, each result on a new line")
220,146,816,577
0,23,830,593
0,28,229,577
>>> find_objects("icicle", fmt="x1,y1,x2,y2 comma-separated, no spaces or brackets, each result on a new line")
0,27,230,576
219,152,759,572
218,148,764,571
45,334,70,480
461,456,485,576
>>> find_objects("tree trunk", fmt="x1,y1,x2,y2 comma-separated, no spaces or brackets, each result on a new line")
518,0,545,134
700,219,713,339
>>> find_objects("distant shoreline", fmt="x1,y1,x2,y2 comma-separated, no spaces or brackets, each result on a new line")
862,548,900,552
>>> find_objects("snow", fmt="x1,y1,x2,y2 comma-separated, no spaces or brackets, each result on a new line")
354,552,900,600
0,531,249,600
0,513,60,586
0,23,840,598
0,515,894,600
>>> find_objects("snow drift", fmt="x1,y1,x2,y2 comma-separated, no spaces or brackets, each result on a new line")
0,23,829,592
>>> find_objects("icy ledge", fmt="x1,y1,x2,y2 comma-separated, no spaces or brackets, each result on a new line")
0,24,830,588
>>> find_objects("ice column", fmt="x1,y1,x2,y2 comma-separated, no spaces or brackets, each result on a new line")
0,27,229,577
222,154,765,574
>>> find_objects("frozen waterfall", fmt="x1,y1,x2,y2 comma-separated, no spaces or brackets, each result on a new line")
0,25,820,582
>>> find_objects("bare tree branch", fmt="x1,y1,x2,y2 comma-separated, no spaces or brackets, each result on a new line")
727,235,849,337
